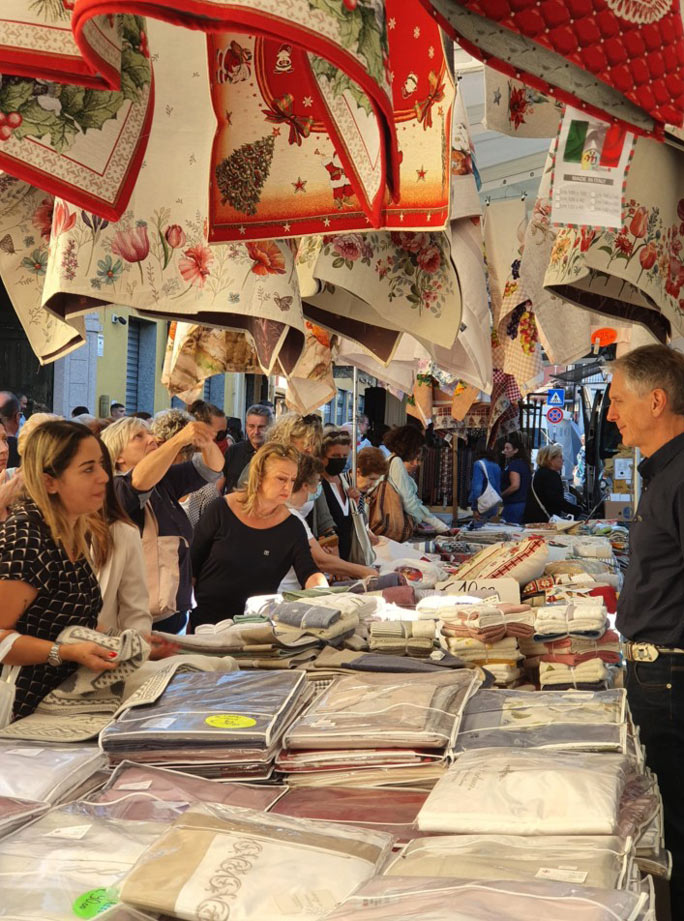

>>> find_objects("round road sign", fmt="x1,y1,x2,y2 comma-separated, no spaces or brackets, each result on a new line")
547,407,563,424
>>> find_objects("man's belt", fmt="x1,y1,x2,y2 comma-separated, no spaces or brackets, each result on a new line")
623,642,684,663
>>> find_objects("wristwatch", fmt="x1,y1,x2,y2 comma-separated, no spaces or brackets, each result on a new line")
46,642,62,667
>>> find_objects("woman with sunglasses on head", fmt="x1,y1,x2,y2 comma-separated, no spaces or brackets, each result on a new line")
191,442,327,628
0,421,118,719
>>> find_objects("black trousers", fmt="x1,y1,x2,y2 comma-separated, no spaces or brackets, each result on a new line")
626,656,684,917
153,610,188,635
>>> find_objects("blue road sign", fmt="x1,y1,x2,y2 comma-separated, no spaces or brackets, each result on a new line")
547,388,565,407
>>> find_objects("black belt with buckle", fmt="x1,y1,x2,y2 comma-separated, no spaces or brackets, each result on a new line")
623,642,684,663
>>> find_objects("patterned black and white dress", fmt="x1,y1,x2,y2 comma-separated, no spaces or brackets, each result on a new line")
0,501,102,718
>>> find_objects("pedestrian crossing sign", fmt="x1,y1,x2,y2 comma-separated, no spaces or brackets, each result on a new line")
547,388,565,407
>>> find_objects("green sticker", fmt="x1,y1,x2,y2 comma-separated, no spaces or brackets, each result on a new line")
72,888,118,918
205,713,257,729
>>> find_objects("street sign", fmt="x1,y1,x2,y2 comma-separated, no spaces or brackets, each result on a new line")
547,388,565,407
547,407,563,424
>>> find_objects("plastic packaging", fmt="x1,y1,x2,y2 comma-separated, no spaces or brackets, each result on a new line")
120,803,393,921
0,740,105,804
283,670,479,751
318,876,647,921
418,749,631,835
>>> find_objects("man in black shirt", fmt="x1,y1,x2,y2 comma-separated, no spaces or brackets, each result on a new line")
222,404,273,492
607,344,684,915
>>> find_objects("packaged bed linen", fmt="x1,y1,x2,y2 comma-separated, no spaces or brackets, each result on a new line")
0,740,105,804
318,876,648,921
417,749,631,835
384,833,637,890
119,803,393,921
452,689,628,754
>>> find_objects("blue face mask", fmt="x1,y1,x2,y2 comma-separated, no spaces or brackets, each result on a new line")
309,482,323,502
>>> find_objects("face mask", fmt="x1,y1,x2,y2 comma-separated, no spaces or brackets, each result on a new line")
308,483,322,502
295,498,315,518
326,457,347,476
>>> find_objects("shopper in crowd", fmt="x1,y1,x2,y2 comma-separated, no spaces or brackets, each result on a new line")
384,425,449,534
0,421,117,719
101,415,223,634
149,409,195,461
319,428,357,560
223,403,273,493
280,453,376,590
375,423,392,458
500,432,532,524
131,411,152,421
225,416,243,445
268,412,323,456
354,447,388,527
188,400,229,452
71,405,90,417
0,413,61,520
0,392,21,468
110,402,126,420
468,445,502,521
191,443,326,626
524,444,580,524
606,344,684,914
89,444,151,637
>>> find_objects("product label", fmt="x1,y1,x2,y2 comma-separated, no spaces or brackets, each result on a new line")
7,747,43,757
118,780,153,791
205,713,256,729
536,867,588,883
141,717,175,730
44,825,91,840
72,888,118,918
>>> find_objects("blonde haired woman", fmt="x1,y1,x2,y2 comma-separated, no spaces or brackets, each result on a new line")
0,421,117,719
267,412,323,456
524,443,580,524
191,442,326,628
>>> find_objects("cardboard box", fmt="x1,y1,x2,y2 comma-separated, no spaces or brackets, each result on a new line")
604,500,633,521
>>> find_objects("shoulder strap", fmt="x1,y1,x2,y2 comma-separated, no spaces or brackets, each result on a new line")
477,459,490,486
530,472,551,519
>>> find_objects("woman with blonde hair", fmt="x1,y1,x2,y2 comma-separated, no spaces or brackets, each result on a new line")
191,442,326,627
524,443,580,524
267,412,323,456
0,421,117,718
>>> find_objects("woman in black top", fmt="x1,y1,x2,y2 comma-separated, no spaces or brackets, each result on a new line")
0,421,118,718
524,444,580,523
191,443,327,627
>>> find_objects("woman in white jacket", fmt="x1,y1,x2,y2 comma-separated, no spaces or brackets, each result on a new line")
384,425,449,534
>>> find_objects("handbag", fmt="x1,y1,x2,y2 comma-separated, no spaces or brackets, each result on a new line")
141,503,188,622
476,460,502,514
367,457,415,543
343,476,376,568
0,632,21,729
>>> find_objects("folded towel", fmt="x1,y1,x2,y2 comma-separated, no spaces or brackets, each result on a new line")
273,602,341,629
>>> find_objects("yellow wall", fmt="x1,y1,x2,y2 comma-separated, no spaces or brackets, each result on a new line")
96,307,171,415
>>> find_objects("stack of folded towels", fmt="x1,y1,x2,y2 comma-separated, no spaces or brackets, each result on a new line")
523,601,616,690
436,603,535,687
368,620,435,657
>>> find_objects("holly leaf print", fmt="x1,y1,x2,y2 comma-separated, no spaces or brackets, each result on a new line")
71,90,125,131
59,84,86,119
12,99,77,153
121,13,146,46
0,80,34,114
121,47,150,102
356,8,386,86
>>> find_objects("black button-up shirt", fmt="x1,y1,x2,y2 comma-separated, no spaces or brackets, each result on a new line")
222,439,255,493
617,431,684,646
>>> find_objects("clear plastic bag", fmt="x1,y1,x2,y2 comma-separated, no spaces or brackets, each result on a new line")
120,803,393,921
319,876,647,921
283,670,479,751
0,740,105,804
0,800,168,920
418,748,631,835
384,833,634,890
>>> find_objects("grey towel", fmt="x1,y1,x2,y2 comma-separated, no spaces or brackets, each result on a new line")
273,602,341,629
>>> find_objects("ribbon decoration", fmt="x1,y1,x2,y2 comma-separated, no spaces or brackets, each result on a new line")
262,94,314,146
414,71,446,130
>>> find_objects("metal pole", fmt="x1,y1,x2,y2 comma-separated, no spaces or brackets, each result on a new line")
351,366,359,481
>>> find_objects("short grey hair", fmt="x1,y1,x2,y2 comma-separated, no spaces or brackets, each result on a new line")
246,403,273,422
101,416,149,469
150,409,194,460
611,345,684,416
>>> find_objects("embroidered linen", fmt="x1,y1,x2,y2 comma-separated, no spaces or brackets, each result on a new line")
450,537,548,585
0,800,168,921
0,626,150,742
417,749,630,835
119,803,393,921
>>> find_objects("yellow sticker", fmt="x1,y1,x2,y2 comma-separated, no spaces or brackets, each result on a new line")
205,713,256,729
